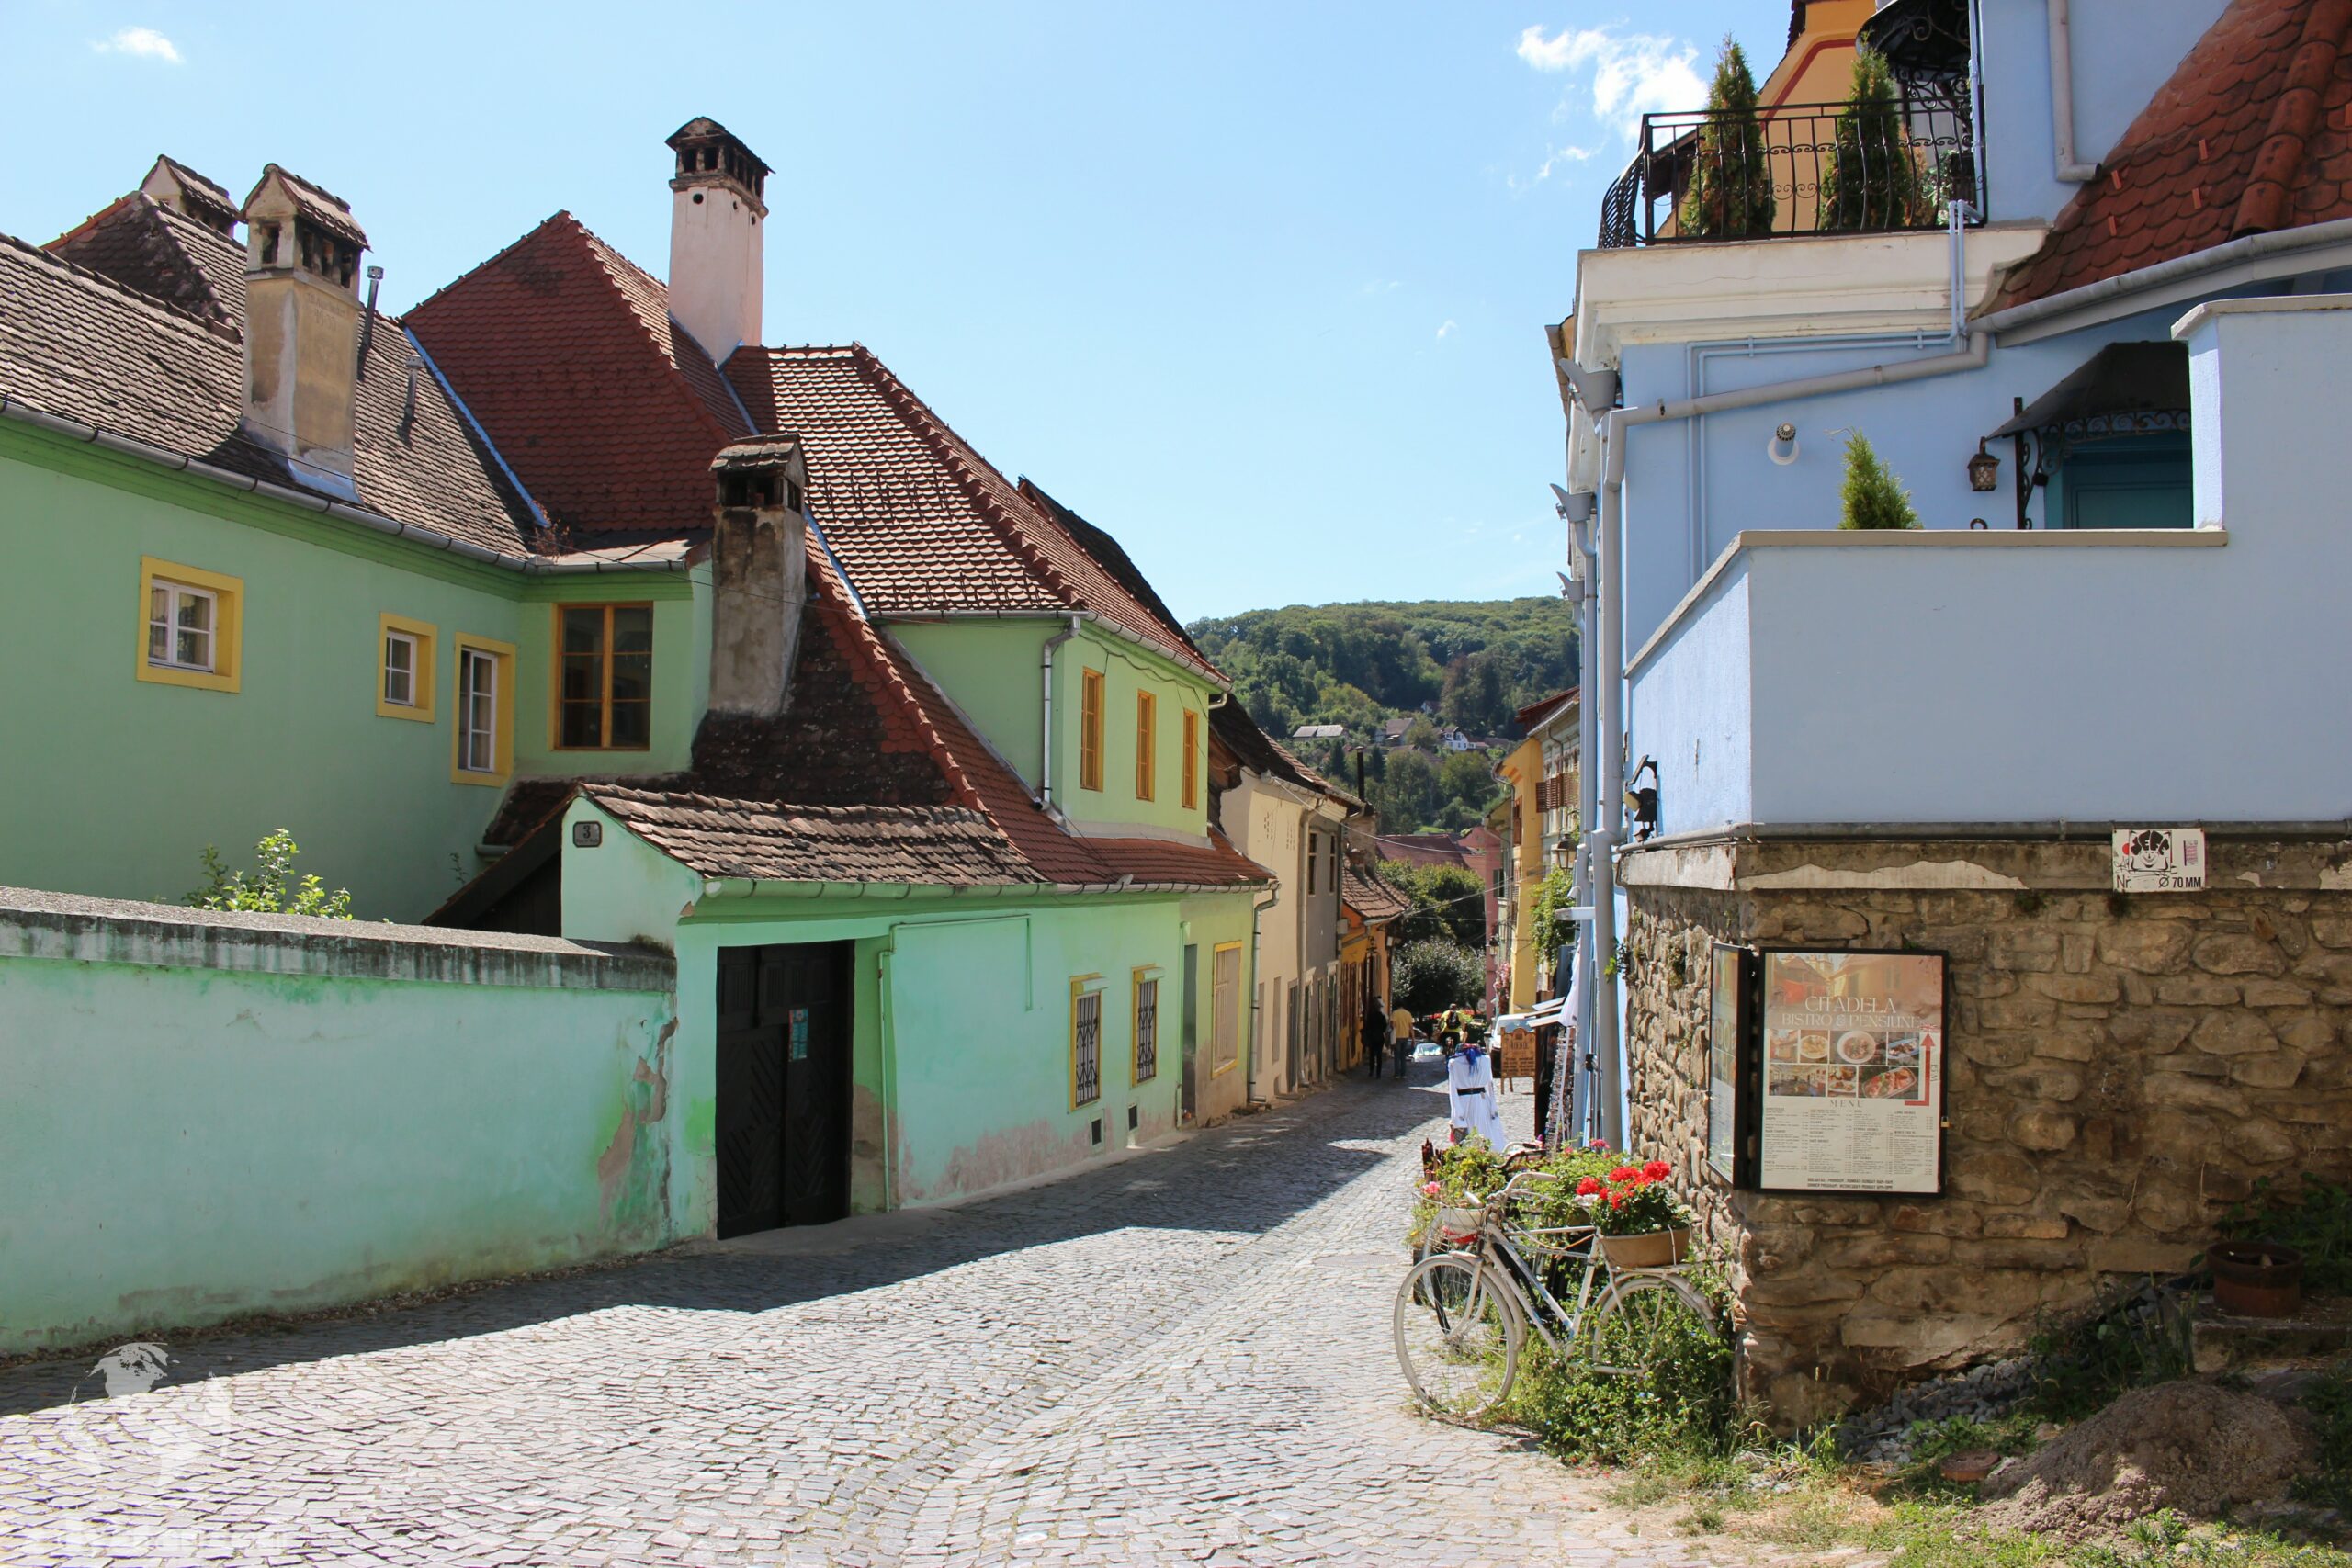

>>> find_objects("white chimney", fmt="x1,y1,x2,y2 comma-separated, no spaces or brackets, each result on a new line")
236,164,367,500
707,435,809,718
666,118,768,362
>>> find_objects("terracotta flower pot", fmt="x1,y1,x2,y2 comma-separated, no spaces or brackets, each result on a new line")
1599,1226,1691,1269
2211,1240,2305,1318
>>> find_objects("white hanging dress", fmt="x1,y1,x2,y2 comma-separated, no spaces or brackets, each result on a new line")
1447,1044,1508,1149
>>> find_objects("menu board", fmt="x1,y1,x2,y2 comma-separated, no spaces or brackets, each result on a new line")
1706,946,1742,1180
1758,950,1944,1194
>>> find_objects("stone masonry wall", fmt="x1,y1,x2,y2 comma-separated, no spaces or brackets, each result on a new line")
1617,837,2352,1428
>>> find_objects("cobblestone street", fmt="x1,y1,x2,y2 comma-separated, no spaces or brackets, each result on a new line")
0,1066,1731,1567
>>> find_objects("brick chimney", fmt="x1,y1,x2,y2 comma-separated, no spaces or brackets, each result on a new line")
707,436,809,718
236,165,367,498
666,118,768,362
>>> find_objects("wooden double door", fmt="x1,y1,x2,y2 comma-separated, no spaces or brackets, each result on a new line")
715,942,852,1237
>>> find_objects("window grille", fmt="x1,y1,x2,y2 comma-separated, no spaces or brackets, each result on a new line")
1072,988,1102,1106
1134,976,1159,1083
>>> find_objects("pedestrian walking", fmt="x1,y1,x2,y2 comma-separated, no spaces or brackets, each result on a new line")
1364,1001,1390,1078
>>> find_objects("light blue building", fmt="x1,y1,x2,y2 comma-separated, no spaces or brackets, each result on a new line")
1554,0,2352,1422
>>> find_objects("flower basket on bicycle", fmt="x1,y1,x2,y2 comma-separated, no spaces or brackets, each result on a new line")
1433,1206,1486,1247
1597,1225,1690,1269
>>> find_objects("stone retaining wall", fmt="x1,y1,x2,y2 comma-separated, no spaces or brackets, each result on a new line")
1617,836,2352,1427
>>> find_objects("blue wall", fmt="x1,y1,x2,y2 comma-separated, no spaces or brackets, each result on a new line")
1978,0,2221,227
1625,297,2352,833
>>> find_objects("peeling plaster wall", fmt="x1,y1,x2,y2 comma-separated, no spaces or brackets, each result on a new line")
0,892,677,1358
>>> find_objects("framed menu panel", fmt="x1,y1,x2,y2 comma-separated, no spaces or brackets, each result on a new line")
1705,944,1749,1183
1754,949,1946,1195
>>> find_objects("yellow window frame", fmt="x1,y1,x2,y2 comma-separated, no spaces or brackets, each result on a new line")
1131,965,1162,1085
1070,975,1106,1109
1079,668,1105,792
136,556,243,694
1135,689,1157,801
1181,708,1199,809
376,613,437,722
1209,941,1244,1077
450,633,516,786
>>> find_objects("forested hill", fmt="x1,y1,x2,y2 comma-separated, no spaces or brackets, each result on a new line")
1186,598,1579,741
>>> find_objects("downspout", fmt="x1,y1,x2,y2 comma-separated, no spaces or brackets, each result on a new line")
1039,615,1081,813
1246,881,1280,1104
2048,0,2099,182
1581,328,1993,1151
1970,0,1991,211
877,940,899,1212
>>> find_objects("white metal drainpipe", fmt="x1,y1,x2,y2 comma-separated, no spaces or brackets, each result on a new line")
2048,0,2100,183
1246,881,1280,1104
1039,615,1081,813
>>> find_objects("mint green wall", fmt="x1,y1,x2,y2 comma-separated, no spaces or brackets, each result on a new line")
1054,624,1217,838
0,926,677,1357
886,620,1047,790
560,798,1259,1224
513,574,710,779
0,425,703,920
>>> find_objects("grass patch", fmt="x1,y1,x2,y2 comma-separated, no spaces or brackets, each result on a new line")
1639,1468,2352,1568
2294,1359,2352,1515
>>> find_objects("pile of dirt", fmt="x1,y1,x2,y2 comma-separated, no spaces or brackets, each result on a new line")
1979,1382,2313,1540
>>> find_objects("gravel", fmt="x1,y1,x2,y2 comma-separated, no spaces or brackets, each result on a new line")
1836,1354,2041,1468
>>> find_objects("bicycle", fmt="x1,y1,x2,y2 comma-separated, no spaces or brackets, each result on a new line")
1394,1169,1719,1420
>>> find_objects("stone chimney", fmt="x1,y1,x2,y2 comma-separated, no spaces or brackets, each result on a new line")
707,436,809,718
237,165,367,499
666,118,768,362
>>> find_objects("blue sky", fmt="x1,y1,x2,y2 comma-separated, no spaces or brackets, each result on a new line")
4,2,1772,621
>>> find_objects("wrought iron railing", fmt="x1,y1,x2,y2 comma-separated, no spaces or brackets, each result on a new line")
1597,98,1980,249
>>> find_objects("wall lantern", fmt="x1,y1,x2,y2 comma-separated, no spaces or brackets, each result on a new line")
1967,439,2001,491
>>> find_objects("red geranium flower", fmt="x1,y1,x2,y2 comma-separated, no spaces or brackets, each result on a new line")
1608,1166,1642,1184
1604,1190,1623,1208
1575,1177,1603,1197
1643,1160,1672,1181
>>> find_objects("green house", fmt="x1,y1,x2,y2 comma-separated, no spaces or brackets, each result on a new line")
1,126,1270,1234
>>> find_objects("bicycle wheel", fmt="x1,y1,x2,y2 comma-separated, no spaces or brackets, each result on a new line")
1395,1252,1521,1419
1586,1273,1718,1377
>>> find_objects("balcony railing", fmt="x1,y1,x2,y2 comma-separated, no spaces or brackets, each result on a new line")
1598,99,1981,249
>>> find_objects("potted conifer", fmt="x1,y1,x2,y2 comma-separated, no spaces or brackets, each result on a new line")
1818,48,1923,232
1679,37,1776,241
1839,432,1921,530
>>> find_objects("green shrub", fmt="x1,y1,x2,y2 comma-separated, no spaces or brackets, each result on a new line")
189,829,354,919
1839,431,1921,530
1510,1267,1746,1464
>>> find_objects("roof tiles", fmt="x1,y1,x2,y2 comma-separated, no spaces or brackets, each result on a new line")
1987,0,2352,310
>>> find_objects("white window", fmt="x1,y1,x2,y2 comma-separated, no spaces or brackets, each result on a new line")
459,647,499,773
383,630,417,707
148,581,217,672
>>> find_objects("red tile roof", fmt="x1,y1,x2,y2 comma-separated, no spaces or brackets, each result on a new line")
1987,0,2352,310
729,344,1219,680
1341,860,1411,922
405,213,747,538
583,786,1037,885
0,229,534,556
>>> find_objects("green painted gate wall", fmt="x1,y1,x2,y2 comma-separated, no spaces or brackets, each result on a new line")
0,894,678,1358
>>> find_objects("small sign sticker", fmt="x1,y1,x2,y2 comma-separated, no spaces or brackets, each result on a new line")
788,1008,810,1061
2113,827,2205,893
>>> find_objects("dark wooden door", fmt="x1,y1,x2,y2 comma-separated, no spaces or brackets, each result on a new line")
715,942,851,1236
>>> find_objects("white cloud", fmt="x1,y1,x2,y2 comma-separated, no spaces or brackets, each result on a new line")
93,26,182,62
1508,141,1601,194
1516,22,1702,141
1435,320,1458,342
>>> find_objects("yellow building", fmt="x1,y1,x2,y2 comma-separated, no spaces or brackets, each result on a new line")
1495,690,1579,1011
